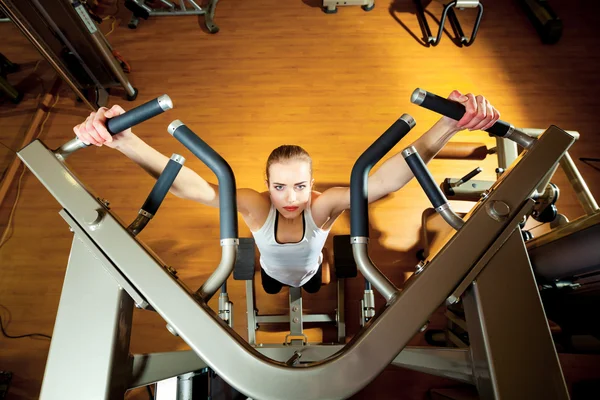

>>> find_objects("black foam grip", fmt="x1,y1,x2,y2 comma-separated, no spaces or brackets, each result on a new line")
141,158,183,216
404,151,447,208
350,117,414,237
106,96,169,135
172,124,238,240
413,89,512,137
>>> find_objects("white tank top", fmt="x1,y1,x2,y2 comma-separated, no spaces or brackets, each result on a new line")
251,203,330,287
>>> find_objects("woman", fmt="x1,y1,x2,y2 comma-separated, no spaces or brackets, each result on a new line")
73,90,500,294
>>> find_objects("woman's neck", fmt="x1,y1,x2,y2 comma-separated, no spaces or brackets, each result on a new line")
278,211,303,225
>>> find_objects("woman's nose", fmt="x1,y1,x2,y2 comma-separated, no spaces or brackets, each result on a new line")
287,189,296,202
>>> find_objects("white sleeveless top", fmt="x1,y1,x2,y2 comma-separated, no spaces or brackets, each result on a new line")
251,204,330,287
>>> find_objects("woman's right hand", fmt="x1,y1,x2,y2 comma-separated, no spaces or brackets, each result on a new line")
73,105,133,149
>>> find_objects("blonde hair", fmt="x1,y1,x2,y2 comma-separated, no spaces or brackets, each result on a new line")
265,145,312,182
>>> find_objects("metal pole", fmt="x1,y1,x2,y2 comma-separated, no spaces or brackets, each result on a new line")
0,0,96,110
559,152,599,214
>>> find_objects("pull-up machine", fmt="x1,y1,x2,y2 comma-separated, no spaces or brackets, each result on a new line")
19,89,574,399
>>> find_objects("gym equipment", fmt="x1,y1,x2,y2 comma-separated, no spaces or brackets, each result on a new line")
413,0,484,47
233,237,351,346
19,87,576,399
519,0,562,44
0,52,22,103
322,0,375,14
0,0,138,109
413,88,600,354
124,0,220,34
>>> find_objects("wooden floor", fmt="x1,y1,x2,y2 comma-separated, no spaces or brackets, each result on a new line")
1,0,600,398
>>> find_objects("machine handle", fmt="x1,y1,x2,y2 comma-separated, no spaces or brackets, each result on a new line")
55,95,173,159
350,114,416,238
410,88,536,149
141,154,185,216
168,120,238,240
402,146,464,230
457,167,482,185
402,147,447,209
106,95,173,135
410,88,511,137
128,154,185,236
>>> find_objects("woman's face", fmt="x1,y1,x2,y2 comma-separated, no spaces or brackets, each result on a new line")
267,160,313,218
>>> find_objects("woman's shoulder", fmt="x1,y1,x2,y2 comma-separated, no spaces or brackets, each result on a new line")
311,190,322,201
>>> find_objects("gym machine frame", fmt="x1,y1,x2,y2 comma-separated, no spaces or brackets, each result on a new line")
20,88,573,399
124,0,220,34
0,0,138,109
322,0,374,14
233,239,348,347
414,0,483,47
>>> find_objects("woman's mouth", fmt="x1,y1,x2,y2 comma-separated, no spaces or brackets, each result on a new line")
283,206,299,212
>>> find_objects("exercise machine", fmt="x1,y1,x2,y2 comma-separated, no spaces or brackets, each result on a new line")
518,0,562,44
0,0,138,109
19,88,575,399
413,0,484,47
124,0,220,34
0,52,22,103
232,236,353,347
322,0,374,14
416,94,600,354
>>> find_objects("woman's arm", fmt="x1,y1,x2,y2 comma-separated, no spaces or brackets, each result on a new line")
73,106,269,221
311,90,500,222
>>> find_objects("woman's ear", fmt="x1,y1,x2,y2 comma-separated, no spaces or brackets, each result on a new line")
311,178,315,189
265,180,270,190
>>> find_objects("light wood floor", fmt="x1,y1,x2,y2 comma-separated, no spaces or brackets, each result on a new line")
1,0,600,398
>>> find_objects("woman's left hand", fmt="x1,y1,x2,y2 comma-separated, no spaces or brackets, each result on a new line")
444,90,501,131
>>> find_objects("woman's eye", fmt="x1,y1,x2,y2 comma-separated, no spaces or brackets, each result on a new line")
274,185,283,190
296,185,306,190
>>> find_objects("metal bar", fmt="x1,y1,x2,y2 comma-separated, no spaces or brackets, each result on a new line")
40,236,133,399
534,162,560,198
521,128,580,140
289,287,303,336
177,372,195,400
352,241,398,302
187,0,204,11
304,315,335,323
337,279,346,344
60,211,150,309
130,351,207,389
146,10,206,16
79,17,137,98
0,1,95,110
159,0,175,8
257,314,335,324
245,280,256,345
447,330,469,348
257,315,289,324
30,0,108,101
560,152,599,214
391,347,473,384
445,310,467,332
496,136,519,174
463,230,569,399
196,242,237,302
22,124,574,400
446,199,535,304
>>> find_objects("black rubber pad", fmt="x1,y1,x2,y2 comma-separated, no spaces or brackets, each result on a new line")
233,237,256,280
334,235,358,278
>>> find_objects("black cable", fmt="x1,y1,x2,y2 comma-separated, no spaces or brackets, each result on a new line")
0,314,51,340
580,157,600,172
146,384,155,400
0,142,18,183
0,141,17,154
